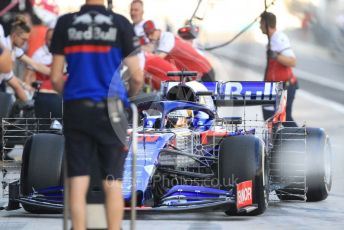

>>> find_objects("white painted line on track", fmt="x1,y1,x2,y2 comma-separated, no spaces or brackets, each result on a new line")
298,90,344,114
294,69,344,92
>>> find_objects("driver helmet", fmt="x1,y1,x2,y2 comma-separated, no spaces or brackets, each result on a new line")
165,110,193,128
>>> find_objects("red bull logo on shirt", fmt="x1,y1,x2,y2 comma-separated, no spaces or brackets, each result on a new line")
69,13,117,41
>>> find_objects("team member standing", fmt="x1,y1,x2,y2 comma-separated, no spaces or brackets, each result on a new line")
50,0,143,229
143,20,215,81
260,12,298,127
130,0,148,45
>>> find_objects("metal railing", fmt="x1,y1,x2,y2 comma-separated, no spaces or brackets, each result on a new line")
269,125,307,201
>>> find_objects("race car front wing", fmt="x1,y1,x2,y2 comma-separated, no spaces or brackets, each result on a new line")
7,181,258,214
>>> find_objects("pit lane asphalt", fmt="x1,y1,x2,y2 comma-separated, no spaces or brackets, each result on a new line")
1,29,344,230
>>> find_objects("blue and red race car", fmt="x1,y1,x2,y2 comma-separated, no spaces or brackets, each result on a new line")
6,73,332,216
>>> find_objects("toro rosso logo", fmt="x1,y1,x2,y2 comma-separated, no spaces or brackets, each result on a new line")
223,82,277,101
236,180,253,209
69,13,117,41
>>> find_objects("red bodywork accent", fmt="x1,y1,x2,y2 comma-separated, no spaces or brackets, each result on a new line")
272,89,287,123
137,135,160,143
200,130,228,145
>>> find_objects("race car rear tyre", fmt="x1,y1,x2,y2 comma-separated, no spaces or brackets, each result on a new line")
219,135,267,216
273,127,332,201
305,128,332,201
20,133,64,213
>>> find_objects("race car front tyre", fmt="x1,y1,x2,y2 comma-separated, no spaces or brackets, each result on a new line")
20,133,64,213
219,135,267,216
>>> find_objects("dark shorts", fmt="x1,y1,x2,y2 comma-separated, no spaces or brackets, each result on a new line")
63,99,128,180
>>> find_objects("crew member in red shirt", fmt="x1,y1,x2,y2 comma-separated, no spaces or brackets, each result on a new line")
143,20,215,81
260,12,298,127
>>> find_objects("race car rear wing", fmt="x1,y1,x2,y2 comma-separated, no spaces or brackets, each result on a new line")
160,81,285,107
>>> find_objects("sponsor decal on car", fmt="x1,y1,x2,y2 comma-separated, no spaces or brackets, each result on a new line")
236,180,253,209
222,82,278,101
137,135,160,142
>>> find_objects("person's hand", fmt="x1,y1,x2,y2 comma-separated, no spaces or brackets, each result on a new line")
23,99,35,109
267,49,279,59
21,82,34,92
14,99,34,111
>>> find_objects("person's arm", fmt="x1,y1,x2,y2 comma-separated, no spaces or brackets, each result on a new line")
23,68,36,85
50,54,65,94
156,52,167,59
271,33,296,68
124,54,144,97
7,76,28,101
155,32,175,59
0,44,12,73
141,43,154,53
19,54,51,75
276,54,296,67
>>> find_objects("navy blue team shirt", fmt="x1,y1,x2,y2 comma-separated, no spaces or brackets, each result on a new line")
50,5,137,105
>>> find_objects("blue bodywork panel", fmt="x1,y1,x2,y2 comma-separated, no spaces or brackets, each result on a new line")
122,132,174,202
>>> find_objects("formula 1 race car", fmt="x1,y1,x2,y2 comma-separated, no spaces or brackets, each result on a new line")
6,72,332,215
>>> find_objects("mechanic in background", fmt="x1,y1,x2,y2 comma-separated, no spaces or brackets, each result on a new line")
0,16,51,101
143,20,215,81
24,28,63,127
130,0,179,90
0,20,29,101
26,13,48,58
260,12,298,127
50,0,143,229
